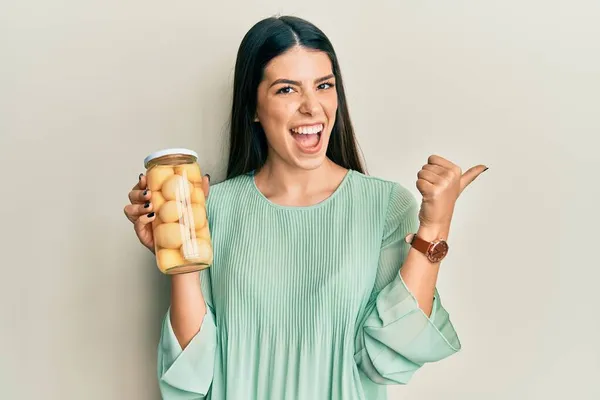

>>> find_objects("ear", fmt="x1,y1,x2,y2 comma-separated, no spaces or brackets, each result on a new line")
254,115,259,122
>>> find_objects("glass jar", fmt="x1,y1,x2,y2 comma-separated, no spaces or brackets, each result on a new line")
143,148,212,274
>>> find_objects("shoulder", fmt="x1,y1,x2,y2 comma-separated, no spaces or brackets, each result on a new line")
350,171,420,242
206,173,252,211
348,171,419,238
349,170,419,213
209,173,251,195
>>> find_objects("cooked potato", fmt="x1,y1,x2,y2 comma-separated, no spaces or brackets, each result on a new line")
190,204,207,229
181,238,213,264
177,203,207,231
159,200,183,223
191,186,206,205
151,191,166,213
154,223,183,249
175,163,202,183
195,224,211,241
146,166,174,191
157,248,185,273
152,215,162,230
161,175,193,201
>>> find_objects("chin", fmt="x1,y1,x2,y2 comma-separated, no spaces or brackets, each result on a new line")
293,156,327,171
290,133,331,170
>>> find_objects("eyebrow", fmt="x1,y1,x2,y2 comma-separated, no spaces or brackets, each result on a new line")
269,74,335,88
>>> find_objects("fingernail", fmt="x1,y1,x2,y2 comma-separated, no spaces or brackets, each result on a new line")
147,212,155,218
139,173,143,180
144,202,150,208
143,189,148,196
206,174,211,182
483,167,489,172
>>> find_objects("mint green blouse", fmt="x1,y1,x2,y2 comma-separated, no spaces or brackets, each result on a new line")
157,169,461,399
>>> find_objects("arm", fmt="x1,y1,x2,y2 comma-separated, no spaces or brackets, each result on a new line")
403,156,486,317
170,273,208,349
157,268,217,399
398,223,450,318
354,183,461,385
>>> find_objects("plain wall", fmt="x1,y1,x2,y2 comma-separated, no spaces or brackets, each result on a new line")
1,1,598,399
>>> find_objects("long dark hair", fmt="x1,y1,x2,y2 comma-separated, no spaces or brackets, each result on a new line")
225,15,366,180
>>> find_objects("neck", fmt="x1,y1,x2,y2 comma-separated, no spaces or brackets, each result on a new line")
254,156,347,205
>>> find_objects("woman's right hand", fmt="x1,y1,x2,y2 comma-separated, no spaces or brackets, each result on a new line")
124,173,211,253
124,174,156,253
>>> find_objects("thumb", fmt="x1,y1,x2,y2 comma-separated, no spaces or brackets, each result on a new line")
202,174,211,199
459,165,488,193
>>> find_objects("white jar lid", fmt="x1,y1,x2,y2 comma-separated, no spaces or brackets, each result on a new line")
144,148,198,167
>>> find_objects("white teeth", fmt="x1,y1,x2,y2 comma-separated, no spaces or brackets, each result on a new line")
291,124,323,134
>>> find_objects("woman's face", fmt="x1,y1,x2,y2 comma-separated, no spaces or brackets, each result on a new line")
255,46,338,171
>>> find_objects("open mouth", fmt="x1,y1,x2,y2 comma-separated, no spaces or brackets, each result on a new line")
290,123,324,153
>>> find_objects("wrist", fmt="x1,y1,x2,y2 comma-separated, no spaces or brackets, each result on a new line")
171,271,200,285
417,224,450,242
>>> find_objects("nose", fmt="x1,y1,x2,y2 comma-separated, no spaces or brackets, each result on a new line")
299,91,320,116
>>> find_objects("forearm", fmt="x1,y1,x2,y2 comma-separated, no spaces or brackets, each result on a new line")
399,224,450,317
170,273,207,349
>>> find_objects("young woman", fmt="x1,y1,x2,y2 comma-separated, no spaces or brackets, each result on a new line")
124,15,486,400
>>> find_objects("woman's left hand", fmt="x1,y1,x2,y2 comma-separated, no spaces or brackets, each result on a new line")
416,155,488,231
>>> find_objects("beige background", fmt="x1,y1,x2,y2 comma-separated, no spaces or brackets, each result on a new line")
1,0,599,399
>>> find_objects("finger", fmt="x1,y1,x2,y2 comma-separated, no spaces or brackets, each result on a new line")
417,169,443,185
124,201,154,222
202,174,210,199
416,178,436,196
131,173,147,191
427,155,455,169
139,174,148,190
134,211,156,233
421,164,448,177
459,165,488,193
129,188,152,204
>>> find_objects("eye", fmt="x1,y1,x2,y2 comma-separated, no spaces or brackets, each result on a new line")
276,86,295,95
318,82,335,90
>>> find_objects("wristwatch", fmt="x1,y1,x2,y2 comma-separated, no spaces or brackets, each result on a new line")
405,233,449,263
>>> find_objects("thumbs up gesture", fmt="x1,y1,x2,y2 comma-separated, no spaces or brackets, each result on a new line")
416,155,488,230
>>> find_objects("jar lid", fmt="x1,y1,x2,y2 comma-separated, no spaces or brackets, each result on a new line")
144,148,198,168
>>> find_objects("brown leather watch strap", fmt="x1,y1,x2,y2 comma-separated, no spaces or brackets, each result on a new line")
406,233,449,263
409,234,431,254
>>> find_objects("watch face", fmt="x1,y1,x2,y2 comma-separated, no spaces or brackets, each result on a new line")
428,240,449,262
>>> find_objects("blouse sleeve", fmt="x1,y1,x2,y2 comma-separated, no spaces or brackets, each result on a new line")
354,183,461,385
157,267,217,399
